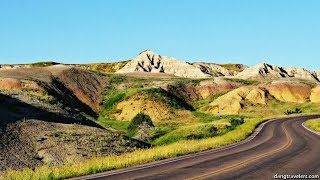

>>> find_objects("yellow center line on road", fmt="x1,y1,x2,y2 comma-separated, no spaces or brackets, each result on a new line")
188,123,293,180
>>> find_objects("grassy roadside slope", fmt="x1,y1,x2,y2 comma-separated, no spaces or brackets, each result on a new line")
5,117,265,179
305,119,320,132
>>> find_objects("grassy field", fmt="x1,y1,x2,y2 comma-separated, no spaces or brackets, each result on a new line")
4,117,266,180
305,119,320,132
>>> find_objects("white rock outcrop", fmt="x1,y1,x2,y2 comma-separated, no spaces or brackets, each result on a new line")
284,67,319,81
0,64,30,70
192,62,238,76
116,50,211,78
236,63,289,80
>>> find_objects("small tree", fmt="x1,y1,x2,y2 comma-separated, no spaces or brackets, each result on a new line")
127,113,154,133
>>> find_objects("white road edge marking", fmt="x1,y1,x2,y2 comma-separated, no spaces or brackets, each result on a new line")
71,119,274,180
302,121,320,136
72,116,319,180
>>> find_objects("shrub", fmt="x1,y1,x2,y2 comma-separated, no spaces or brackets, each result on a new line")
209,126,218,134
127,113,154,134
284,108,302,115
229,117,245,127
31,61,59,67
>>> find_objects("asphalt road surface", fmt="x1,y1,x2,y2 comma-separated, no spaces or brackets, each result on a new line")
75,115,320,180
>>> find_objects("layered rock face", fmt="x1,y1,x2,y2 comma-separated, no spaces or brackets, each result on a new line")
236,63,289,80
192,62,238,76
116,50,210,78
265,82,311,103
207,86,267,114
0,64,30,70
114,51,320,81
310,86,320,103
206,81,320,114
234,62,319,82
196,79,241,99
284,67,319,81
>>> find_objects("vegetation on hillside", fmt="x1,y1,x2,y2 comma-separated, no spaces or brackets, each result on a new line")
127,113,154,134
31,61,59,67
224,78,259,85
76,61,130,74
284,108,303,115
144,88,194,110
5,117,266,180
218,63,246,72
305,119,320,132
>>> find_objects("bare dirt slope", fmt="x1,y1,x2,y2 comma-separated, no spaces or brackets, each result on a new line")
0,65,107,115
0,66,149,171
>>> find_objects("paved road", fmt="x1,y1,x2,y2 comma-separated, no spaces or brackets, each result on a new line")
75,115,320,180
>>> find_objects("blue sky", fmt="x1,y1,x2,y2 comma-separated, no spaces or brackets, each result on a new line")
0,0,319,70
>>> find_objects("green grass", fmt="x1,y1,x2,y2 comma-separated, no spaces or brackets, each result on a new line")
192,111,241,123
170,78,208,86
145,88,194,110
4,117,266,180
277,102,320,116
224,78,259,85
194,91,230,110
97,119,130,134
153,120,230,145
305,119,320,132
102,89,142,112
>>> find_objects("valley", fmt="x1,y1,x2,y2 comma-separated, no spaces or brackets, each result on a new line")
1,50,320,179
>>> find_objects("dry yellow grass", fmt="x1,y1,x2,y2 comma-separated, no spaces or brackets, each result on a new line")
306,119,320,132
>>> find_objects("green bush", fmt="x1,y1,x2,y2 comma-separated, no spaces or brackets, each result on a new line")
31,61,59,67
229,117,245,127
127,113,154,134
284,108,302,115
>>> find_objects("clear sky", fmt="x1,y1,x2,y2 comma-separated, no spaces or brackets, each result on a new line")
0,0,319,70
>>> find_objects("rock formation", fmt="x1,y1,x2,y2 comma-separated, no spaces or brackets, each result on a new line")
207,86,267,114
116,50,211,78
0,64,30,70
265,82,311,103
284,67,319,81
310,86,320,103
192,62,238,76
236,63,289,80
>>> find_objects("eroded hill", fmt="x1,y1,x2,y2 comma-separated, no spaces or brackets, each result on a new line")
0,67,150,171
1,50,320,173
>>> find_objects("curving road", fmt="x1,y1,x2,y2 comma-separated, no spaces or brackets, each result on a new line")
74,115,320,180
